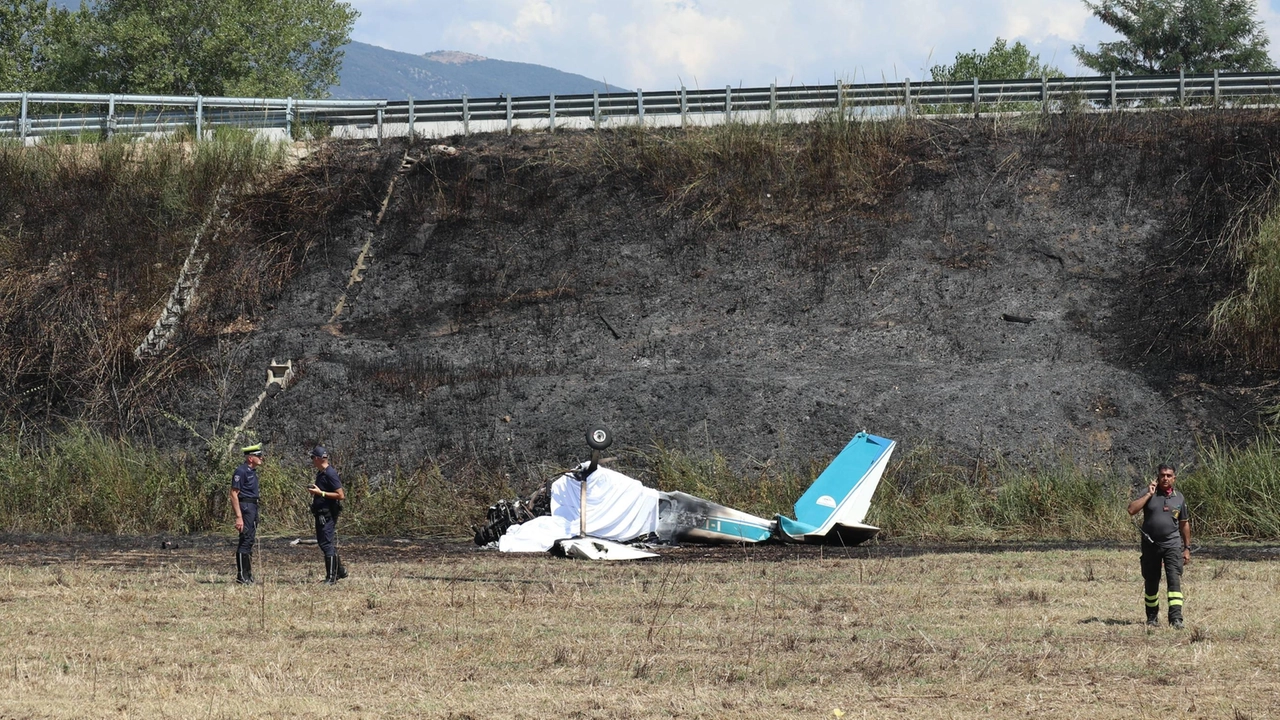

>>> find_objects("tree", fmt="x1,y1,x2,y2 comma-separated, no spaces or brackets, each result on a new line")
1072,0,1275,74
0,1,72,91
53,0,358,97
931,38,1065,83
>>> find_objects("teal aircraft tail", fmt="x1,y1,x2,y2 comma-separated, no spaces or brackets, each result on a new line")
775,432,896,544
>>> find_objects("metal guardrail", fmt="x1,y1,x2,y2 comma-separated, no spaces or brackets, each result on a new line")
4,70,1280,142
0,92,386,141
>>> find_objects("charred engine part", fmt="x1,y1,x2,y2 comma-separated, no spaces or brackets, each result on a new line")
472,486,551,546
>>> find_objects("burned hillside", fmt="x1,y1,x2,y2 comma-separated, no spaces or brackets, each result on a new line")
3,112,1279,482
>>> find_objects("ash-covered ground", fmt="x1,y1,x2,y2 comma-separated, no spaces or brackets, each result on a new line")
170,115,1276,482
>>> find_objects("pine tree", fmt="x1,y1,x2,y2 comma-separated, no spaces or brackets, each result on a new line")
1073,0,1274,74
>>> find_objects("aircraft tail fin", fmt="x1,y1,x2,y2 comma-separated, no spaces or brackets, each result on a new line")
775,432,895,544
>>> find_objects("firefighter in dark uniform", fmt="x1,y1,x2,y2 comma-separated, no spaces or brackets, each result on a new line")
231,444,264,585
308,446,348,584
1127,464,1192,628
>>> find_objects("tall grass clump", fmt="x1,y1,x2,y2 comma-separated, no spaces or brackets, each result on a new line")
866,446,1133,542
643,443,808,519
0,424,518,536
0,425,199,533
1209,197,1280,368
1179,434,1280,539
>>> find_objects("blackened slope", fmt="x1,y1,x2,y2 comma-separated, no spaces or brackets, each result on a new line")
178,114,1279,478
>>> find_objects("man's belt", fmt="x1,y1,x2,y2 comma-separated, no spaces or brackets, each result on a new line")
239,499,259,505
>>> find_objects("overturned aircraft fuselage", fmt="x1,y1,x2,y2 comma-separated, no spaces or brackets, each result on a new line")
491,432,896,555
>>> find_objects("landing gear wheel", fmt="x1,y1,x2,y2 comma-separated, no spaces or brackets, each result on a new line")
586,425,613,451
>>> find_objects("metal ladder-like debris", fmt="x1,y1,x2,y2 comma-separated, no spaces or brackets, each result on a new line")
327,149,419,325
134,190,225,360
226,359,295,457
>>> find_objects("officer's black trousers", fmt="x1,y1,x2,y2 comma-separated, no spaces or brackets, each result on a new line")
237,503,259,554
314,511,337,558
1141,540,1184,618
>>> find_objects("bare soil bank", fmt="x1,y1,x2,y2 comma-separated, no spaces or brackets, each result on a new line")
24,112,1280,482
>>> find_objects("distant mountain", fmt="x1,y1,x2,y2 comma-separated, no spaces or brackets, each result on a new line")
330,42,624,100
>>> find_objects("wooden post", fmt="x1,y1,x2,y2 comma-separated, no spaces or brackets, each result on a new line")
109,93,119,139
407,95,415,142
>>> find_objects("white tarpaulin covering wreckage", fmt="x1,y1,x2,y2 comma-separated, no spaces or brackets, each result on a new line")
475,427,897,560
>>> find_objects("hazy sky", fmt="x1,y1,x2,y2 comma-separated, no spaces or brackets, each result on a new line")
348,0,1280,88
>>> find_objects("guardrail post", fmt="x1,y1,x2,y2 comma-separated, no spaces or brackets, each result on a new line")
285,97,294,139
505,94,512,135
1041,74,1048,111
1178,68,1185,107
593,90,600,131
376,105,383,145
462,94,470,135
108,93,118,139
194,95,202,141
408,95,415,141
973,77,980,117
680,86,687,128
636,88,644,125
1109,71,1116,109
1213,69,1220,107
903,77,911,116
836,80,845,118
770,82,778,123
20,92,28,143
725,85,731,123
548,94,555,133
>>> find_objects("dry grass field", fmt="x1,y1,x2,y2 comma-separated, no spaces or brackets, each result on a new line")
1,537,1277,719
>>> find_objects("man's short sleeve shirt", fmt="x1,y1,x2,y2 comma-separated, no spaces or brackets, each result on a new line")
231,463,260,501
311,466,343,514
1140,488,1188,548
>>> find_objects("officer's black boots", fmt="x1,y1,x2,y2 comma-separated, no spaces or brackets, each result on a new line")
335,555,348,580
324,555,338,584
235,553,254,585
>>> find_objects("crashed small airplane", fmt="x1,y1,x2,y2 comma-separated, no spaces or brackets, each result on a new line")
475,427,896,560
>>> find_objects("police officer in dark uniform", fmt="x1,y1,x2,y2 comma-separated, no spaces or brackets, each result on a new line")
1127,464,1192,628
308,446,348,584
231,444,265,585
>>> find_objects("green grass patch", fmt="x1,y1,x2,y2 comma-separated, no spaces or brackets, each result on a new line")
866,446,1134,542
5,428,1280,541
1210,195,1280,368
1178,433,1280,539
5,426,1280,542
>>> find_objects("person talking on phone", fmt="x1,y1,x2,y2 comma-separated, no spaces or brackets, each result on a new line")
308,446,348,584
1127,464,1191,628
